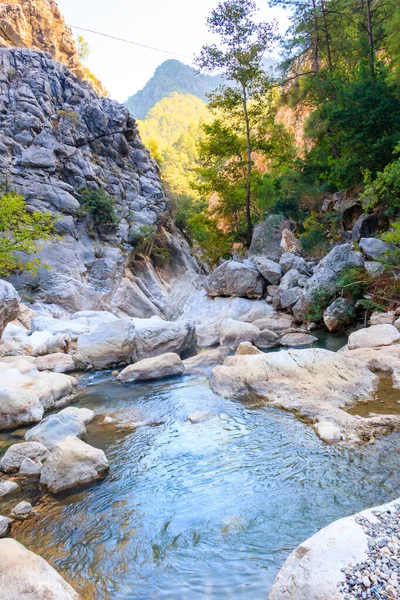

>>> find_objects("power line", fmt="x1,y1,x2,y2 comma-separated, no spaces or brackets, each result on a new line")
68,24,194,61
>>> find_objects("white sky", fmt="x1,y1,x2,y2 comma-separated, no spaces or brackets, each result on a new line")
57,0,289,102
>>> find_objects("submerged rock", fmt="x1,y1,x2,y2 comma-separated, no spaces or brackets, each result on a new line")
40,436,109,494
0,538,79,598
118,353,185,383
186,412,214,424
11,501,34,521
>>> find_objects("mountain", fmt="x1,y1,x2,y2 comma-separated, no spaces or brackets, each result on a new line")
125,59,222,119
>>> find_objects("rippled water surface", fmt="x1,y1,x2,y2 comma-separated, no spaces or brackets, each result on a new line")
8,370,400,599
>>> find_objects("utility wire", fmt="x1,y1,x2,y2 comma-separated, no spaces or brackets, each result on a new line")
67,24,194,61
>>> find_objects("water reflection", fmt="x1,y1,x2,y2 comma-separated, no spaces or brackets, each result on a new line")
9,372,400,599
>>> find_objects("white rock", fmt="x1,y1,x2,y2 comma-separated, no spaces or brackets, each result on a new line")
0,538,79,598
40,437,109,494
33,333,71,357
235,342,263,355
31,316,89,338
58,406,95,424
19,458,42,476
131,317,195,362
0,516,11,538
268,499,400,600
219,318,260,348
118,353,185,383
0,442,50,472
11,501,34,520
369,311,396,326
77,318,136,368
0,280,20,339
34,353,75,373
25,412,86,450
183,348,229,372
348,324,400,350
314,421,343,444
280,333,318,347
28,330,53,350
0,480,19,498
0,387,44,430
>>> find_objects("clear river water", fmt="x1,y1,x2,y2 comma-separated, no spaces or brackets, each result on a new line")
2,335,400,599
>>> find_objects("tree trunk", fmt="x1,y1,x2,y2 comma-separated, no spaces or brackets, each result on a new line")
242,84,253,247
366,0,375,75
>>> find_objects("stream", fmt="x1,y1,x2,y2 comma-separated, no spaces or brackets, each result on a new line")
2,335,400,599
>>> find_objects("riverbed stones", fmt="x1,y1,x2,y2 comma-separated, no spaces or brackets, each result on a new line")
205,260,265,299
280,333,318,347
252,258,282,285
0,516,11,538
0,480,19,498
348,324,400,350
19,458,42,476
0,538,80,599
235,342,263,355
58,407,95,424
186,412,214,424
11,501,34,520
183,348,229,372
219,319,260,348
77,317,136,368
25,412,86,450
34,352,75,373
40,437,109,494
0,441,50,472
314,421,343,444
254,329,279,350
0,280,20,339
0,387,44,430
130,317,195,362
118,352,185,382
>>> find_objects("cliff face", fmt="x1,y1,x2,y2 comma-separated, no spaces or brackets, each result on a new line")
0,48,201,317
0,0,104,94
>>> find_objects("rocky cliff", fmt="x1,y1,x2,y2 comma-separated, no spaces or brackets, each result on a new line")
0,48,201,317
0,0,104,94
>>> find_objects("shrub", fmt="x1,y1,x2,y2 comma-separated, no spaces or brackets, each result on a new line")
0,192,56,277
79,188,118,233
360,148,400,215
300,212,328,256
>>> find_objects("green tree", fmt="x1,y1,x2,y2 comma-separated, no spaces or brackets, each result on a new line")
0,193,56,277
195,0,277,245
77,35,90,62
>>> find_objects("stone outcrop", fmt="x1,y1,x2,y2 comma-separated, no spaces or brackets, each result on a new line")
0,280,20,338
77,318,136,368
205,260,265,299
0,0,104,94
0,47,200,317
0,538,79,598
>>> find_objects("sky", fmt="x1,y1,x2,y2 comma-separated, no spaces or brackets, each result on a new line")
57,0,289,103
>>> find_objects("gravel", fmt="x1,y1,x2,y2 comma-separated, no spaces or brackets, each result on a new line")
339,504,400,599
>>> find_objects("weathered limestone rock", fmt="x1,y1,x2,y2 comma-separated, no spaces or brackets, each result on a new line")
19,458,42,476
280,229,301,254
33,333,71,357
252,315,294,332
219,319,260,348
34,353,75,373
341,344,400,389
0,480,19,498
323,298,355,332
280,333,318,347
0,280,20,339
0,538,79,599
118,353,185,383
0,441,50,473
25,412,86,450
369,311,396,326
205,260,265,299
279,253,312,275
253,258,282,285
254,329,279,350
77,318,136,368
11,501,34,520
280,287,303,309
0,516,11,538
210,349,381,442
131,317,195,362
58,407,94,425
183,348,229,372
348,324,400,350
314,421,343,444
268,499,399,600
359,237,396,260
0,387,44,430
235,342,263,355
249,215,291,262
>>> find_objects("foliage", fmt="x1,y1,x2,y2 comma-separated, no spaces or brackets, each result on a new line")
195,0,278,246
79,188,118,233
131,225,171,266
174,195,207,232
77,35,90,62
187,213,233,266
300,211,327,256
360,147,400,215
0,193,56,277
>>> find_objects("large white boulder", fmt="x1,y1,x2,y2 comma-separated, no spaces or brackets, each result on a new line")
34,353,76,373
210,348,379,442
31,316,89,338
40,436,109,494
131,317,195,362
0,441,50,473
268,498,399,600
0,538,79,599
0,280,20,339
33,333,71,357
183,348,229,372
219,319,260,348
25,412,86,450
118,353,185,383
0,387,44,431
348,324,400,350
205,260,265,299
77,318,136,368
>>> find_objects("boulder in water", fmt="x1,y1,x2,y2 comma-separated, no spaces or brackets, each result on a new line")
118,352,185,383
